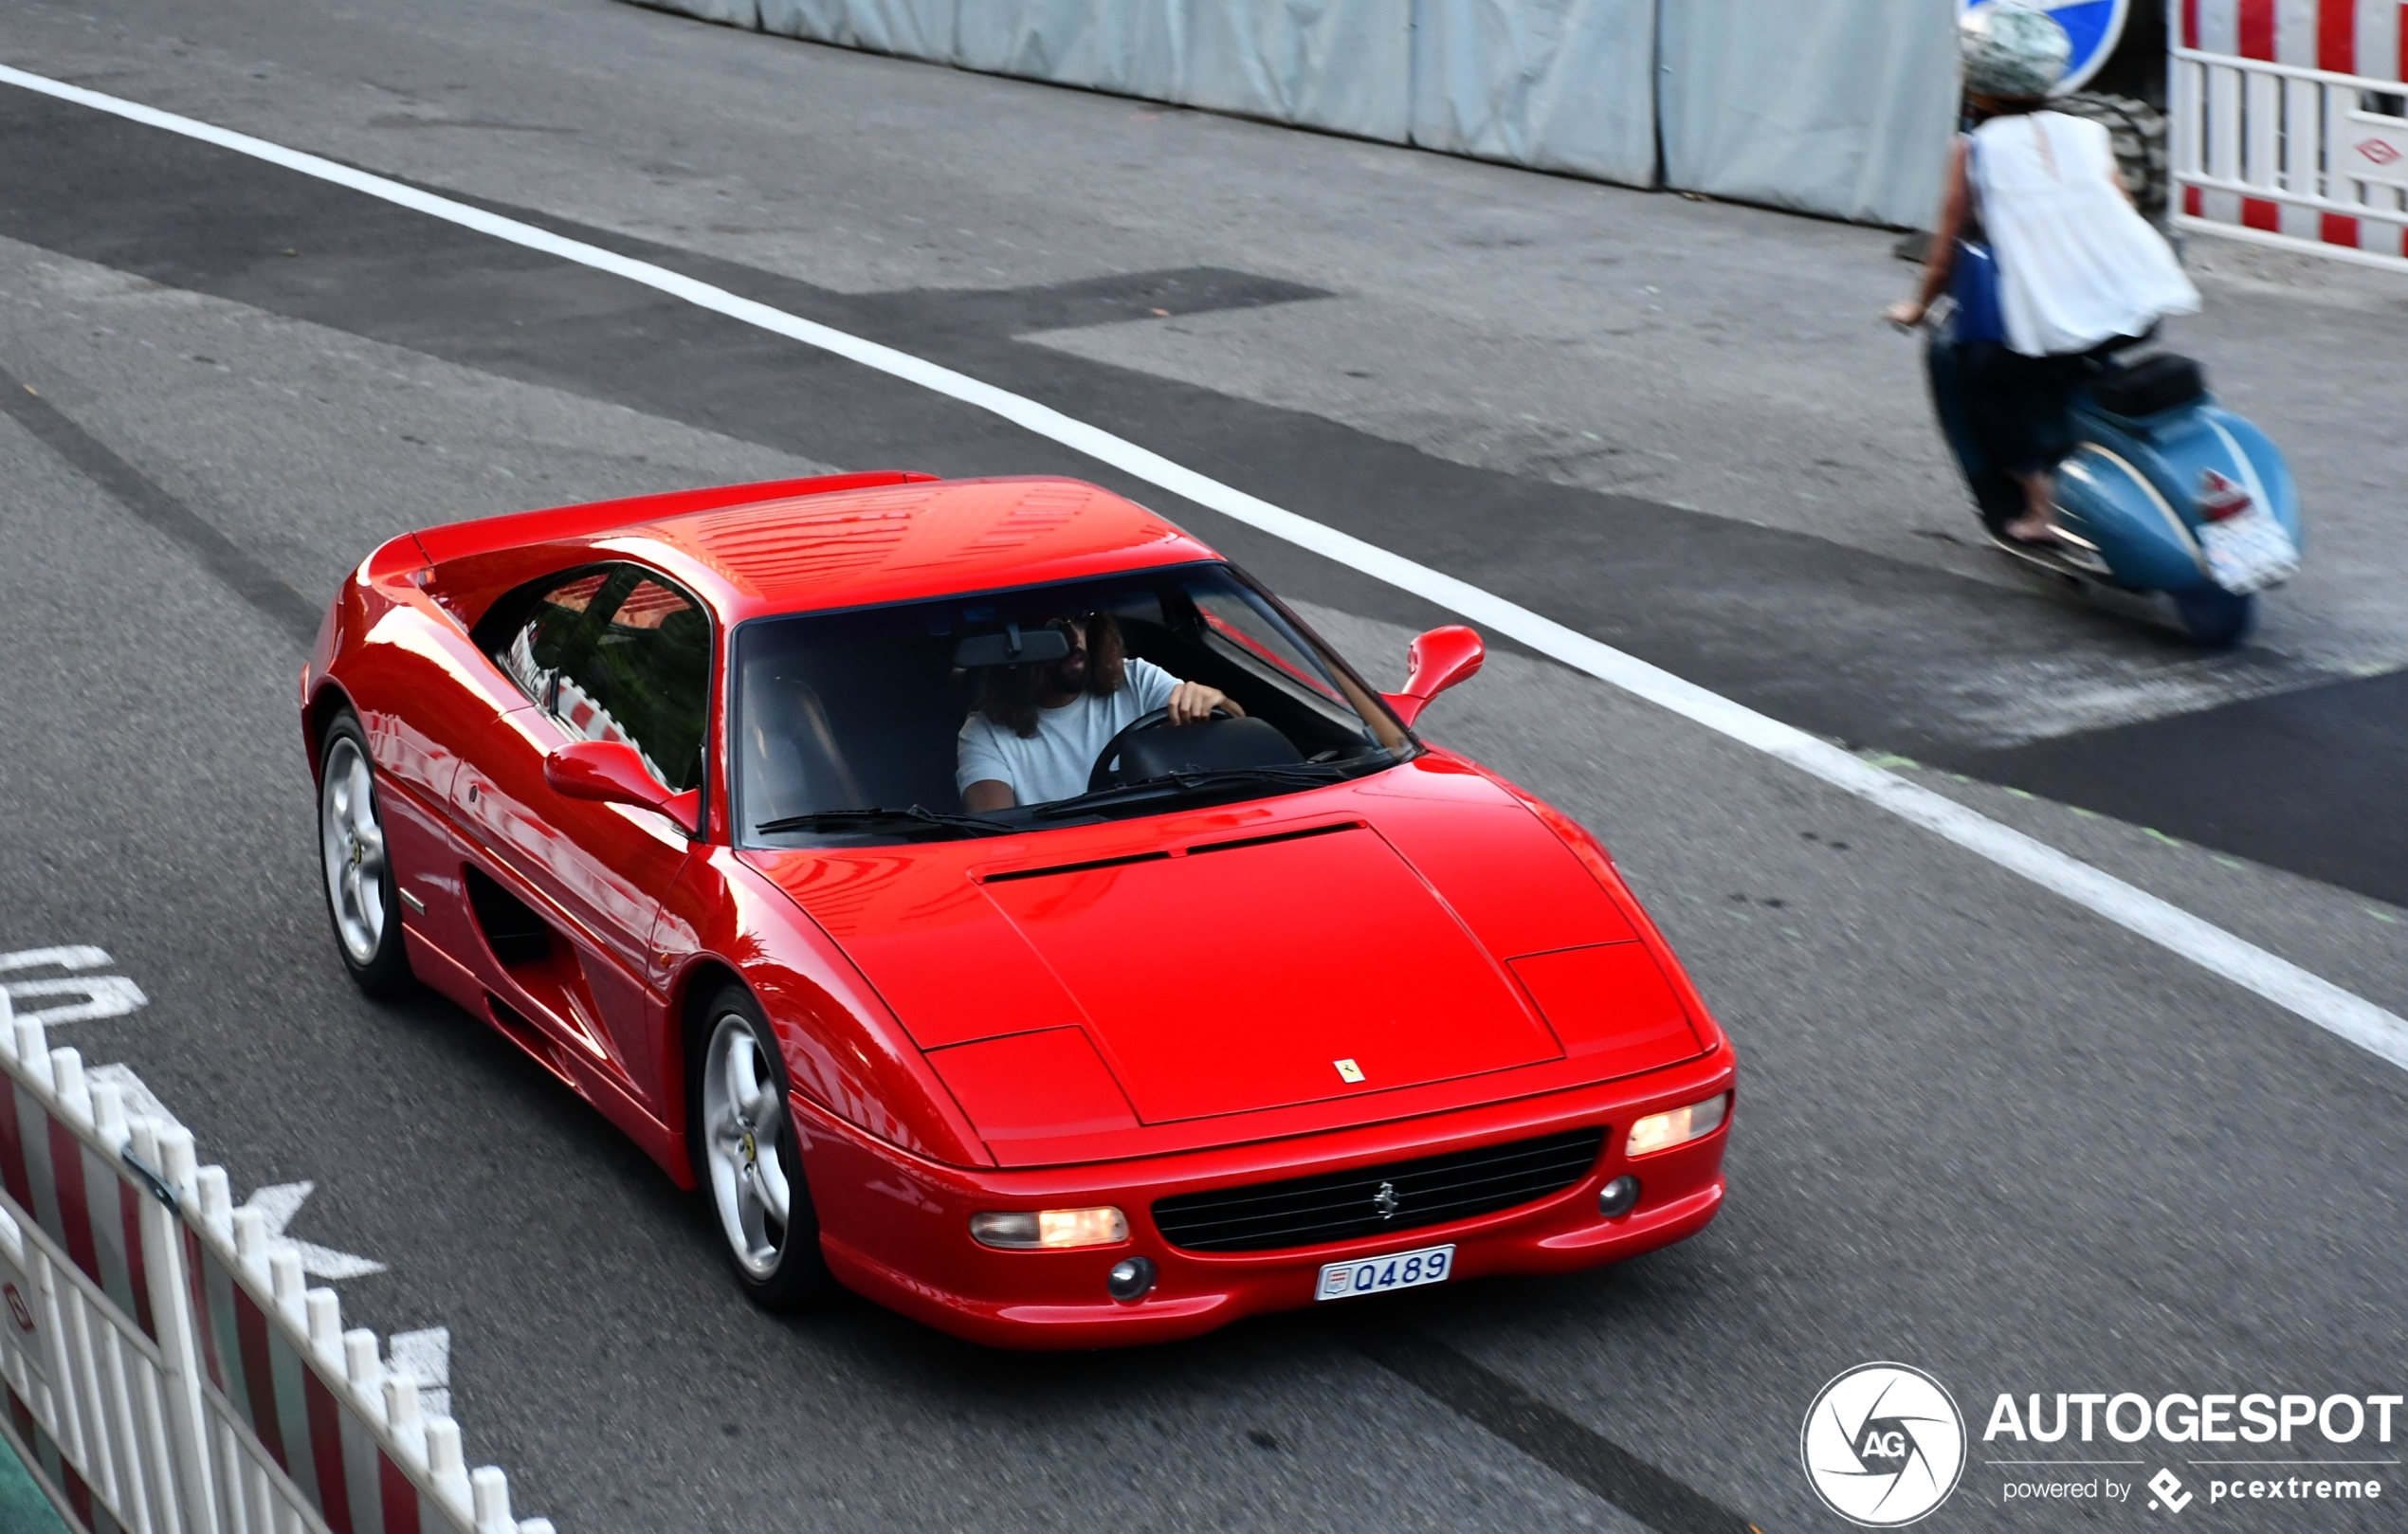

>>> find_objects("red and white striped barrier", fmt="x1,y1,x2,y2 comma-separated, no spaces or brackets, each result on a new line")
0,980,555,1534
2175,0,2408,269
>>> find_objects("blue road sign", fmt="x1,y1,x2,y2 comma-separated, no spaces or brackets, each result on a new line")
1963,0,2132,93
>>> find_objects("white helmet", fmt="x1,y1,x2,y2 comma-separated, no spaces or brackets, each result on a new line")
1961,2,2073,99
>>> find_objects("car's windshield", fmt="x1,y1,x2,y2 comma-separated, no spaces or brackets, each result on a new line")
734,562,1410,847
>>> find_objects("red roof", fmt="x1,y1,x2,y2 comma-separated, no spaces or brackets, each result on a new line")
640,477,1209,613
416,473,1218,623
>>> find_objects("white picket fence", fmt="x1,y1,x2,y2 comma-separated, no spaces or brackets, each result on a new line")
2171,9,2408,273
0,990,554,1534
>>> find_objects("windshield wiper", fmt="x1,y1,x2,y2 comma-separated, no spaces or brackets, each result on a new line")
755,805,1016,839
1032,762,1356,819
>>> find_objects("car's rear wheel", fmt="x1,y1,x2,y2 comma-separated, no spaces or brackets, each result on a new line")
698,985,837,1309
319,711,411,996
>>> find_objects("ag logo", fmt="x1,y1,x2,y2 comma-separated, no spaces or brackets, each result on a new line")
4,1283,30,1334
1800,1362,1966,1526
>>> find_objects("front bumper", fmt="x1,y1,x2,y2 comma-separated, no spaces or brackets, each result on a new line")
793,1050,1735,1349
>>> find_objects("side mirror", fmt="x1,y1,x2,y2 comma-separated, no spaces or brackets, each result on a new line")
544,740,699,834
1382,625,1485,727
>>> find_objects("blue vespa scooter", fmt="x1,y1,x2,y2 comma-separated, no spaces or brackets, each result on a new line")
1924,320,2303,647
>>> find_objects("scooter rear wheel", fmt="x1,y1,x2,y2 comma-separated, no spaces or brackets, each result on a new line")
2172,587,2255,648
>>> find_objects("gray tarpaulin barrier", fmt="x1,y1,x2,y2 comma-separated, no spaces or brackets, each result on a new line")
1183,0,1410,139
1655,0,1957,228
953,2,1409,138
955,1,1183,101
622,0,1962,228
632,0,761,31
1409,0,1656,188
759,0,952,55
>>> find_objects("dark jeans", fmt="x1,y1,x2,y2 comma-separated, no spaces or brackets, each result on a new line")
1963,342,2079,480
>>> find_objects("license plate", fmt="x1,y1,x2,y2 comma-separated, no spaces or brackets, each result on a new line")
1315,1243,1454,1301
2198,507,2298,594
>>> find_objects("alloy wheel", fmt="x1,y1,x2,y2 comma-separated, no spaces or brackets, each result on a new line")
319,735,389,967
702,1014,793,1279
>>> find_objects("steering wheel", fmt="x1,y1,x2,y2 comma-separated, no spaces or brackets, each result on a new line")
1086,705,1233,792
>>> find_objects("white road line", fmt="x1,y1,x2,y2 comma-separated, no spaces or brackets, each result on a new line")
2,976,150,1025
388,1327,452,1420
245,1181,390,1279
0,945,113,972
5,64,2404,1073
1,946,149,1023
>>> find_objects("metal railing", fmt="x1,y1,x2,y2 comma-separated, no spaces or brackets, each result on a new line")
0,988,554,1534
2171,45,2408,273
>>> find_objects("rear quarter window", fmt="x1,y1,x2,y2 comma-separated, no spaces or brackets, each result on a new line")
493,571,610,704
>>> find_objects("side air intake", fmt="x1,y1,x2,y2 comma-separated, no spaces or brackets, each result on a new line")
464,865,551,968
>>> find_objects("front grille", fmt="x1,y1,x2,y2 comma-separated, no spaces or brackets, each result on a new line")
1150,1128,1605,1253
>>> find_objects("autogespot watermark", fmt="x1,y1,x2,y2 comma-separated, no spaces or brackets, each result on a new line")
1801,1363,1968,1525
1805,1366,2401,1524
1986,1390,2398,1515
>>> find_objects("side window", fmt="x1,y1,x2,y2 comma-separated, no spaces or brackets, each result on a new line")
1183,582,1345,704
553,574,712,793
496,571,611,705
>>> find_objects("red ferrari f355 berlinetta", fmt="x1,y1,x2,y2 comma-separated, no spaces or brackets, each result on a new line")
304,471,1734,1346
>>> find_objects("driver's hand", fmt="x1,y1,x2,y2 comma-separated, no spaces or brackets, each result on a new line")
1165,681,1236,725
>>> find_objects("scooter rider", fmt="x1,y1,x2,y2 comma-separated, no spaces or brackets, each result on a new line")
1888,3,2199,545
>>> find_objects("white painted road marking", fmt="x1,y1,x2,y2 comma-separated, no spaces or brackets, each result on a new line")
388,1326,452,1419
245,1181,390,1280
0,951,392,1273
88,1062,177,1126
2,64,2403,1074
2,976,151,1024
1,946,150,1023
0,945,113,972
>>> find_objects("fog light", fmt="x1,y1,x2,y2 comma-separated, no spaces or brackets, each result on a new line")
1106,1256,1157,1303
1597,1175,1641,1218
1625,1091,1729,1158
969,1207,1129,1250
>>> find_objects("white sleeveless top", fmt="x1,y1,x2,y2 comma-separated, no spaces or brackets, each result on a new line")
1970,111,2200,356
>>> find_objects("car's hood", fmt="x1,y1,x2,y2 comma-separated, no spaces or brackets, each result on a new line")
971,822,1564,1122
744,763,1706,1158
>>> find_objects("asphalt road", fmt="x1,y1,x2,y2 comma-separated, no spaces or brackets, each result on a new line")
2,3,2404,1531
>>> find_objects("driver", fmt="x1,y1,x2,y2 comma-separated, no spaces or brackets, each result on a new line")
958,611,1239,811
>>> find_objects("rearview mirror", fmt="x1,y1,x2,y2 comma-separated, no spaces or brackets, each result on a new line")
1382,625,1485,727
954,624,1072,668
544,740,698,834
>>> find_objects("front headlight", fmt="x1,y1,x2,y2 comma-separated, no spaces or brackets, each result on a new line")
969,1207,1130,1250
1625,1092,1729,1158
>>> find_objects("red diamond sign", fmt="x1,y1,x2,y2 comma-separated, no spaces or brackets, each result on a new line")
2359,137,2404,167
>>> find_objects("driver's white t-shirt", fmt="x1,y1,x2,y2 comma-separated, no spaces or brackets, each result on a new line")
956,659,1180,806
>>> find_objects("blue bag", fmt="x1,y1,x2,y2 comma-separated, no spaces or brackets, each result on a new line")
1950,239,2008,345
1950,137,2008,344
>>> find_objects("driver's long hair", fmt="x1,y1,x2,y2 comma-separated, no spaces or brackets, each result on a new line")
976,612,1127,738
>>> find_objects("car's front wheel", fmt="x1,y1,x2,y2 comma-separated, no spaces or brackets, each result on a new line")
698,985,838,1310
319,710,411,996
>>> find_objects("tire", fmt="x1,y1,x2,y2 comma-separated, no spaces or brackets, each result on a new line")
2173,586,2256,648
694,985,838,1310
318,710,413,996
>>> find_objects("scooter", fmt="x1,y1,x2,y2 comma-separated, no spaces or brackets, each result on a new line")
1922,318,2303,647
